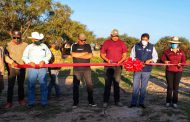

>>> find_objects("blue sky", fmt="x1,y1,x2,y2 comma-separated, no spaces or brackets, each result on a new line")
58,0,190,43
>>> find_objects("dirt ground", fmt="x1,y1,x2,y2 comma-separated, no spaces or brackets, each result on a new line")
0,68,190,122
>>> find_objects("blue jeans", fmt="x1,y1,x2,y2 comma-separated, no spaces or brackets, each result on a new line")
131,72,151,105
27,68,48,105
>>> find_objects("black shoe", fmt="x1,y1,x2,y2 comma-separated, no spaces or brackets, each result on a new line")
129,104,136,108
139,104,146,109
28,104,34,109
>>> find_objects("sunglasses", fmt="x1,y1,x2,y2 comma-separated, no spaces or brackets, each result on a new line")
13,37,21,39
80,39,86,42
111,35,119,37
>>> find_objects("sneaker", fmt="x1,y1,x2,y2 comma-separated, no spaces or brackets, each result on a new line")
115,102,123,107
72,103,78,109
103,102,108,108
128,104,136,108
139,104,146,109
4,102,13,109
166,103,170,107
173,104,178,108
89,102,97,107
19,100,27,106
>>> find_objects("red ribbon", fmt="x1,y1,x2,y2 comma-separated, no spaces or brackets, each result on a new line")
15,59,190,72
16,63,122,69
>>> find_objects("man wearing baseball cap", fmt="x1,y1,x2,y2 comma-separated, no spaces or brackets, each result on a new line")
22,32,52,108
4,31,28,109
100,29,128,108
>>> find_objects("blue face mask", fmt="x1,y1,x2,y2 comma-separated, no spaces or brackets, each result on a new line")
171,43,178,49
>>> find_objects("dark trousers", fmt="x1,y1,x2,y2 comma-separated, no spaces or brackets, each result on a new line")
0,75,4,93
73,69,94,104
48,68,60,97
166,71,182,104
103,66,122,103
7,68,25,103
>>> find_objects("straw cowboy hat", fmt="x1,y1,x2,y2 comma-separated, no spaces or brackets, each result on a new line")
168,36,181,44
28,32,44,40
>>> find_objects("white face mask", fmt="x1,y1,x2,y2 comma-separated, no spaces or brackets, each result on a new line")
141,40,148,46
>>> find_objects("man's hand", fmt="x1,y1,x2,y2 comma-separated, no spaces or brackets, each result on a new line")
145,59,153,64
177,63,182,68
11,62,18,67
39,61,45,67
164,61,170,64
29,62,36,68
71,52,88,58
117,60,123,64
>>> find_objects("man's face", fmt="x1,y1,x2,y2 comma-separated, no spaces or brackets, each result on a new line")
78,34,86,45
78,39,86,45
141,37,149,42
32,39,39,42
51,44,56,48
111,35,119,41
13,36,22,43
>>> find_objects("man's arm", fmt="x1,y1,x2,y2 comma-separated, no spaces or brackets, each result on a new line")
152,47,158,63
118,52,127,64
22,45,31,64
100,53,110,63
145,47,158,64
71,52,92,59
41,45,52,64
71,52,88,58
130,46,136,60
4,46,18,67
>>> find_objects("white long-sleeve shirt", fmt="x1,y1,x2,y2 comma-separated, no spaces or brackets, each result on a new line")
130,45,158,63
22,43,52,64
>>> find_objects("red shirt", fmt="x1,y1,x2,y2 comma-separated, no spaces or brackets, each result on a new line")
161,49,186,72
101,39,128,63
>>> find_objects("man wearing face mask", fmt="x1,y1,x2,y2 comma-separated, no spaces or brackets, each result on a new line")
22,32,52,108
161,37,186,108
4,31,28,109
101,29,128,108
129,33,158,108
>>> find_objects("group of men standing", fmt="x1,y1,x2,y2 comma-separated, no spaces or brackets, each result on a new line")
2,31,52,109
0,28,185,109
70,29,158,109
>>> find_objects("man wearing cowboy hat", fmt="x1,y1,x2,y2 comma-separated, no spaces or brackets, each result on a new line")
4,31,28,109
161,36,186,108
22,32,52,108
